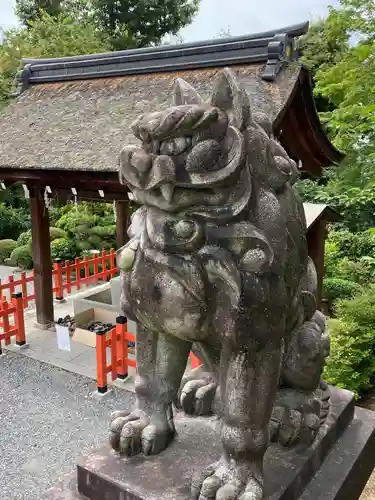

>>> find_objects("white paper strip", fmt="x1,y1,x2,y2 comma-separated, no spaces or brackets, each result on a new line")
22,184,30,199
56,324,71,352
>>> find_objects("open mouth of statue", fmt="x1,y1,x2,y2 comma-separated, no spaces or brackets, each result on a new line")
119,125,245,197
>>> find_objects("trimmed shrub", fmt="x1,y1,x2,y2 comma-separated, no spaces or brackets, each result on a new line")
323,278,363,304
51,238,78,263
328,230,375,261
56,211,98,233
324,288,375,398
334,287,375,329
324,318,375,398
0,239,17,263
17,230,32,247
49,227,67,241
9,245,33,270
0,204,30,240
335,257,373,285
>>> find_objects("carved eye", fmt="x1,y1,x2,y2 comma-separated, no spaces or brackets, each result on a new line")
174,220,195,239
160,137,192,156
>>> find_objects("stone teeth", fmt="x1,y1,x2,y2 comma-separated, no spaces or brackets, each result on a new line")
160,184,174,202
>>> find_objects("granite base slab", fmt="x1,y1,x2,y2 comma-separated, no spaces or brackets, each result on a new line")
42,388,375,500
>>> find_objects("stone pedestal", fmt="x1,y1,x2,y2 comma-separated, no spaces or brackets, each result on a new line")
43,388,375,500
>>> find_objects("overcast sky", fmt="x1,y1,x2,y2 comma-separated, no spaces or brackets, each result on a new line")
0,0,339,40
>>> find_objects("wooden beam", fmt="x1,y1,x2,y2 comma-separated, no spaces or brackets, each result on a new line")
51,189,129,203
307,220,327,309
116,200,130,249
0,167,124,190
30,186,54,325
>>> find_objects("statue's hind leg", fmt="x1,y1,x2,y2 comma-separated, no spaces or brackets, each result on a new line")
110,324,192,456
192,336,282,500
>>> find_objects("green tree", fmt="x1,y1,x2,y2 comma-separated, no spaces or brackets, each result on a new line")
299,19,349,79
90,0,199,50
297,1,375,230
0,11,110,108
298,19,349,113
16,0,63,26
315,0,375,185
15,0,91,25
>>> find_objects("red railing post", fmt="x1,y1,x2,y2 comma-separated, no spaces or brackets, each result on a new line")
75,257,81,290
84,255,90,281
110,248,117,278
101,250,108,281
21,272,28,308
12,293,26,347
54,259,64,301
2,299,10,345
93,253,99,284
110,327,118,382
96,331,108,394
65,261,72,294
116,316,128,380
8,275,15,300
29,269,35,306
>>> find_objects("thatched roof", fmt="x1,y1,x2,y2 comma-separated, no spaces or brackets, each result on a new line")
0,21,343,178
0,64,300,173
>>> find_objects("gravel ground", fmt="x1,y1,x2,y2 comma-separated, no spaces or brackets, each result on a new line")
0,350,373,500
0,351,134,500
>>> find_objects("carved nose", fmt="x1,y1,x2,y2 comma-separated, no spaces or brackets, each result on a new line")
131,150,152,173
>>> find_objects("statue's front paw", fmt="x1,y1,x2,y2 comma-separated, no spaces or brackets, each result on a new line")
109,409,174,456
269,406,321,447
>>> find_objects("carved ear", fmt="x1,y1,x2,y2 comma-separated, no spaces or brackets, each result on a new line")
210,68,251,130
173,78,203,105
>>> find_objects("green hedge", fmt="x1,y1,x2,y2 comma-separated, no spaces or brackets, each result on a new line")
323,277,363,304
17,230,32,247
0,204,30,240
51,238,78,263
324,287,375,398
0,239,17,263
9,245,33,270
49,227,67,241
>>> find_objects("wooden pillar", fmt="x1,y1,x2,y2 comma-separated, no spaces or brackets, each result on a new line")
116,200,130,249
307,220,327,309
30,186,54,325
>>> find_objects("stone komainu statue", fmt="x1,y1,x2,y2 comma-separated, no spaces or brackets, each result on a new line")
111,68,330,500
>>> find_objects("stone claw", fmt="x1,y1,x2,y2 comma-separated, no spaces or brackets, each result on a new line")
191,460,263,500
109,409,174,456
177,366,218,416
270,406,321,447
180,379,217,416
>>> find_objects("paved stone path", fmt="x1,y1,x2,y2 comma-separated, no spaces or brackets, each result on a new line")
0,351,134,500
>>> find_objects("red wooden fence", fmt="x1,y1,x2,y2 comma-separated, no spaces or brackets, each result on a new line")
96,316,136,393
0,249,118,308
0,294,26,354
95,318,201,393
